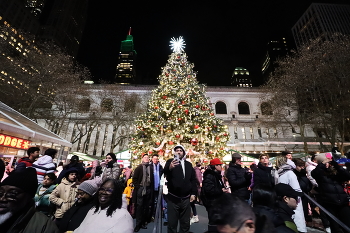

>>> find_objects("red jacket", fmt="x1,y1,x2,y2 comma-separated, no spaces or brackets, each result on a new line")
16,157,34,171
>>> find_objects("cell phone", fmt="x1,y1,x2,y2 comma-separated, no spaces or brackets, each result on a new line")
175,154,179,161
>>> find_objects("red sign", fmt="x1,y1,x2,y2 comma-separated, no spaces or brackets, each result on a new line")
0,134,31,150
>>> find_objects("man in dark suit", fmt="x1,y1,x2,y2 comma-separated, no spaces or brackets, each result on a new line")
133,154,154,232
163,145,197,233
151,154,163,221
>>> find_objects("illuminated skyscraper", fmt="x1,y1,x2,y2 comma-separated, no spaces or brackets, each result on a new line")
292,3,350,48
261,37,289,83
231,67,252,87
115,29,137,84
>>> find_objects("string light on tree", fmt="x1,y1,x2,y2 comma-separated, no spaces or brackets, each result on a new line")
129,36,230,165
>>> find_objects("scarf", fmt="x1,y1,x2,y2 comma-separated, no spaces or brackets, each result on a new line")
141,162,151,196
277,163,293,176
153,163,160,191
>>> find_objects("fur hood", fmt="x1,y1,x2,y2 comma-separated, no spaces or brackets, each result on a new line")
173,145,186,158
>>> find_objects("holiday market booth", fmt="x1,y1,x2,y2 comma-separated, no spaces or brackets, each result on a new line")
0,101,72,165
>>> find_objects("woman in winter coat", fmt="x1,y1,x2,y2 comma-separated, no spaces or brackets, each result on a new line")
276,156,307,233
74,179,133,233
311,155,350,233
201,158,229,233
102,153,121,181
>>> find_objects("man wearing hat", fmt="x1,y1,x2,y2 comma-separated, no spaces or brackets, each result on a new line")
163,145,197,233
0,167,60,232
226,153,252,201
202,158,229,232
59,179,99,232
275,183,303,233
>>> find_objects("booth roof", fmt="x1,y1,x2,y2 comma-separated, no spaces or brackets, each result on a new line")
0,102,72,148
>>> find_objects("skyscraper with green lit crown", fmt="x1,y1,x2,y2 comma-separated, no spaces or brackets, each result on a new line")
115,29,137,84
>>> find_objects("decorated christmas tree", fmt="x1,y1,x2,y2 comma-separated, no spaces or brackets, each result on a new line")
129,37,230,164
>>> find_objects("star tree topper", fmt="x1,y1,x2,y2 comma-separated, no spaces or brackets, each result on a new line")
170,36,186,53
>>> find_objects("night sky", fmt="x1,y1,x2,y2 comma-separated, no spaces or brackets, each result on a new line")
77,0,349,86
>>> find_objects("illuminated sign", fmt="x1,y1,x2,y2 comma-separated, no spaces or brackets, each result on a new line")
0,134,31,150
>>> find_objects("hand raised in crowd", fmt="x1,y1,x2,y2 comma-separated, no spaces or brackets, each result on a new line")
169,159,180,170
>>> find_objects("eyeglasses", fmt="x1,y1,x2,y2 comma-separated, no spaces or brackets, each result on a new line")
98,187,113,194
76,191,87,196
0,189,23,201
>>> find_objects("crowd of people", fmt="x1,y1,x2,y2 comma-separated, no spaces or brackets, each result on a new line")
0,145,350,233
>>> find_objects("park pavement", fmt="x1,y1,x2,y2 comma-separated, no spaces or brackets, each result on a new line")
133,204,325,233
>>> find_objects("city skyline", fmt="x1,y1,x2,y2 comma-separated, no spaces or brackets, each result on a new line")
76,0,349,86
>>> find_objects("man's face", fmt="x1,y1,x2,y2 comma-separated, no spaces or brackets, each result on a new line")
0,185,30,224
215,164,223,172
142,155,150,163
152,156,159,164
234,157,241,165
30,151,40,160
68,173,77,182
285,196,298,210
217,219,255,233
175,148,184,159
286,153,292,160
259,156,269,166
42,176,54,187
76,189,91,204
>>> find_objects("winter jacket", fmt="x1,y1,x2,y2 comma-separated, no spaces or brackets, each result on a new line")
277,164,306,233
253,205,296,233
305,159,318,187
311,162,350,206
253,162,276,188
73,206,133,233
34,184,56,216
15,157,34,171
59,200,94,233
226,162,251,200
2,205,60,233
194,166,202,185
163,158,197,198
293,169,312,193
201,168,224,207
32,155,56,184
276,201,298,233
49,177,80,218
123,178,134,205
102,162,121,181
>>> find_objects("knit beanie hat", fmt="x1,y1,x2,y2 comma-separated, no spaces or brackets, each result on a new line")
78,179,99,196
0,167,38,198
